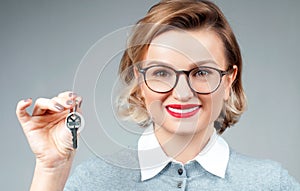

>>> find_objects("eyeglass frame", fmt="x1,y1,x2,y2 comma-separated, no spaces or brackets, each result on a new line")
137,64,234,95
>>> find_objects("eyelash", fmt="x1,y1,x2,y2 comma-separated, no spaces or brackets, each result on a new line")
194,70,210,77
152,70,171,77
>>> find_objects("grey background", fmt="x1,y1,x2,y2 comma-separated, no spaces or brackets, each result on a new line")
1,0,299,190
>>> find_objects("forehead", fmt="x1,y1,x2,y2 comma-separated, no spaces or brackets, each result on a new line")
145,30,226,68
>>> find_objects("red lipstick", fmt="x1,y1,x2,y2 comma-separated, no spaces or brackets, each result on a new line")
166,104,201,118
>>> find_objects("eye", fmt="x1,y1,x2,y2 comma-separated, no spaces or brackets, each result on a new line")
193,69,210,77
151,69,172,78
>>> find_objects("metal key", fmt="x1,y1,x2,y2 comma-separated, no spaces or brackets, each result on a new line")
66,112,81,148
65,102,85,149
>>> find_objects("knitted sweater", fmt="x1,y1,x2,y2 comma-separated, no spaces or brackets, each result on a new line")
64,149,300,191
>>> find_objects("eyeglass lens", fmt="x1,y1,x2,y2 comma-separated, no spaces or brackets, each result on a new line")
144,66,221,94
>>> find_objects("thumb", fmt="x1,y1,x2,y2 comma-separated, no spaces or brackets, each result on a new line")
16,98,32,124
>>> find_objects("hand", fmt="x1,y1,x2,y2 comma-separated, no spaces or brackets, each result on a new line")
16,91,83,169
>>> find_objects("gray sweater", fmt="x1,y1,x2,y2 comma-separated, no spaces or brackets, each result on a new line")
64,149,300,191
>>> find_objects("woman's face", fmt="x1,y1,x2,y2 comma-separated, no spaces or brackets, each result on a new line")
139,29,237,136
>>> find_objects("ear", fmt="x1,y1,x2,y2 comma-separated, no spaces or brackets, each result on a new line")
224,65,238,101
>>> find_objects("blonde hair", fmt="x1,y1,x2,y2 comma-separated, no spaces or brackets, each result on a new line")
117,0,247,134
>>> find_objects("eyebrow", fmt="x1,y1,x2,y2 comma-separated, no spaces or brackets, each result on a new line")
144,59,219,68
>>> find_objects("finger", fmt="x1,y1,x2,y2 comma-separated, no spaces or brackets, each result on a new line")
68,96,82,113
31,109,68,123
57,91,78,99
16,98,32,124
52,96,82,111
52,96,72,109
32,98,64,116
57,91,80,108
29,110,69,132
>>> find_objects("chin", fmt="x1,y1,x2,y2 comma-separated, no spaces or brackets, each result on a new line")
161,118,209,136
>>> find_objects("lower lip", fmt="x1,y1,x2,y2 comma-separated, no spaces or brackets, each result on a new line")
166,106,201,118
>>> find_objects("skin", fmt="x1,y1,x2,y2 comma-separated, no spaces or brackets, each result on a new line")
16,92,82,191
139,29,237,163
15,29,237,191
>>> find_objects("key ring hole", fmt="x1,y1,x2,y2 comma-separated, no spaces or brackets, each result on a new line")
65,112,85,133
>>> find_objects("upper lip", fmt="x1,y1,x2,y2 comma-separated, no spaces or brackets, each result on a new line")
166,104,201,109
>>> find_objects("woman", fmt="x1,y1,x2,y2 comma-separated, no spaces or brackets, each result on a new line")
16,0,300,190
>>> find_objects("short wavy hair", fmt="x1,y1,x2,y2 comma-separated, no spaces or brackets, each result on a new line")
117,0,247,134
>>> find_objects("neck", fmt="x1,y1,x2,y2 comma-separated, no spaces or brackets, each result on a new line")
154,125,214,164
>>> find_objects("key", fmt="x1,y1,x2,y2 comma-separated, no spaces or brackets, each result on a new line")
71,127,78,149
66,112,80,149
66,112,81,148
65,102,85,149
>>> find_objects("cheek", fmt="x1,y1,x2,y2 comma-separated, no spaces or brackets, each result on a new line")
140,84,168,125
223,75,235,101
212,85,226,118
200,85,225,122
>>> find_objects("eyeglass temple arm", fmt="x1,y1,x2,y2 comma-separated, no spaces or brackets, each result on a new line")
221,66,235,76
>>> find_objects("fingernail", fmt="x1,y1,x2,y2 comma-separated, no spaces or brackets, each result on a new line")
69,92,77,97
55,103,64,111
24,98,32,102
66,100,73,105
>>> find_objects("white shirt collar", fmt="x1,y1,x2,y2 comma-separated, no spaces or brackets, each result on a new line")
138,126,229,181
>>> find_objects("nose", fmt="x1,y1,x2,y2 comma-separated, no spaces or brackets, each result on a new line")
172,75,194,101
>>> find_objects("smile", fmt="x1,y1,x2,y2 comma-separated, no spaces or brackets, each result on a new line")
165,104,201,118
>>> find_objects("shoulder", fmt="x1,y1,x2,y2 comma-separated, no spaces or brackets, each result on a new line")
65,149,141,190
228,149,282,173
227,149,281,188
226,149,300,190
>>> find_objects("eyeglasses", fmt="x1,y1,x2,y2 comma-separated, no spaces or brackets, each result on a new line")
138,64,233,94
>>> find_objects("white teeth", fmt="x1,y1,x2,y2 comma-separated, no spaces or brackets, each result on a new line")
168,106,199,114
